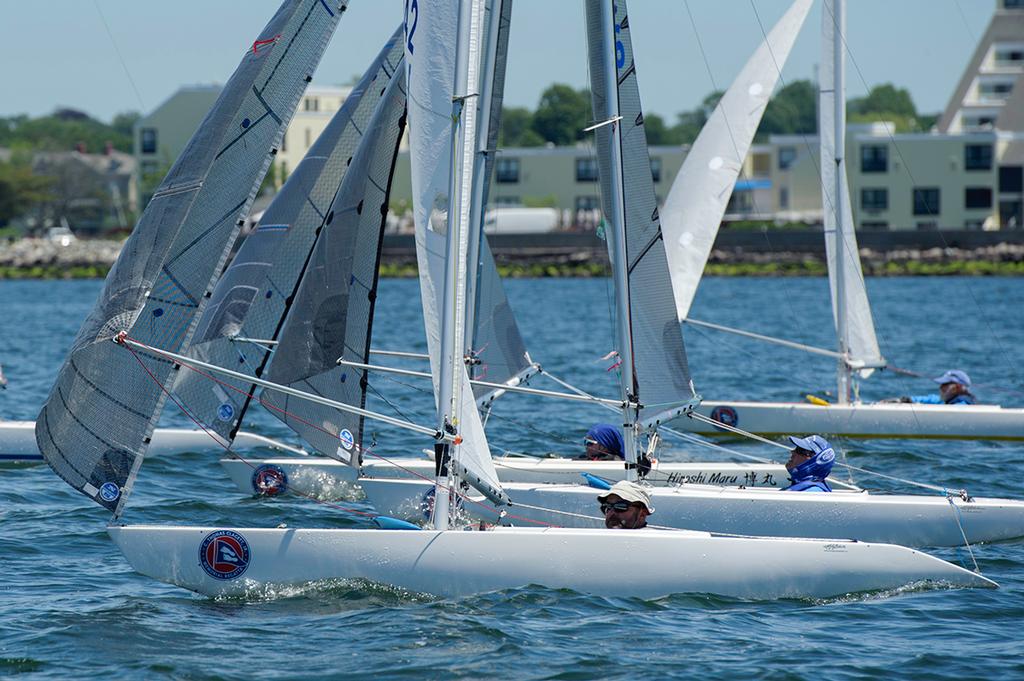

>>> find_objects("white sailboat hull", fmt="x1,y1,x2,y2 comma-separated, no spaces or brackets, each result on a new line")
680,401,1024,440
107,524,995,600
0,420,304,464
218,455,791,498
360,478,1024,548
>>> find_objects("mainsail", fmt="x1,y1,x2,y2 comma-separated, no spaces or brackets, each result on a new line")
259,69,408,464
820,0,884,379
405,0,503,497
661,0,813,321
174,27,405,445
584,0,698,428
35,0,341,513
463,0,535,407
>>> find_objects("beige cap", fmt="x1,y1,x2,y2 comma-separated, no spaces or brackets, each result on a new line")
597,480,654,514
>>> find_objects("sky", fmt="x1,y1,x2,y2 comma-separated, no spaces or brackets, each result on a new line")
0,0,993,124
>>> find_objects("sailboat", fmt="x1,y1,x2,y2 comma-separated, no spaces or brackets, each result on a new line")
359,0,1024,551
217,0,809,500
661,0,1024,441
46,0,994,600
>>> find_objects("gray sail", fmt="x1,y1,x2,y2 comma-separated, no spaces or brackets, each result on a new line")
35,0,342,514
585,0,697,425
258,67,408,464
465,0,533,405
173,27,405,443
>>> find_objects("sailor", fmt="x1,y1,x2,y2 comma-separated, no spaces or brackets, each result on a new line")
906,369,977,405
597,480,654,529
783,434,835,492
579,424,624,461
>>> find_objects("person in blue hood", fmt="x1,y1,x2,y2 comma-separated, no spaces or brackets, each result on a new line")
783,434,835,492
579,424,624,460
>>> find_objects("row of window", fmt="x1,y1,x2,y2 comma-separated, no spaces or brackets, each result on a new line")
776,144,996,173
858,187,997,215
494,157,664,184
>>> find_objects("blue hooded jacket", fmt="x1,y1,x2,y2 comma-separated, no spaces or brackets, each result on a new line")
584,424,624,460
784,434,835,492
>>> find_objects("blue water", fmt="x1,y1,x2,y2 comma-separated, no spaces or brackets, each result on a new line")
2,276,1023,679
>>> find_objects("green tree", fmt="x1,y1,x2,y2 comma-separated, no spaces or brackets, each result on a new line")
531,84,591,145
111,111,141,139
499,106,543,147
643,112,672,145
669,90,723,144
848,83,916,118
0,160,52,227
758,80,817,138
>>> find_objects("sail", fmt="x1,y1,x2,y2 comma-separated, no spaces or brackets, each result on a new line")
35,0,341,513
405,0,503,495
173,27,405,444
258,69,408,464
465,0,534,405
820,0,884,376
585,0,697,425
661,0,813,321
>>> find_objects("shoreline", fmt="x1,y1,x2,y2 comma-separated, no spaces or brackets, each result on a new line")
2,237,1023,279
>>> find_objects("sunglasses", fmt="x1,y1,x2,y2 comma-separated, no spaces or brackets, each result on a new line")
600,500,635,514
584,437,600,446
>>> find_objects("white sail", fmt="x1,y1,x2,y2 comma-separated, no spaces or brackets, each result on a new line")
820,0,884,378
661,0,813,321
405,0,502,496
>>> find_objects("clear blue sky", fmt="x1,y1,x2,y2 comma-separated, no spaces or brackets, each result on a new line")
0,0,992,123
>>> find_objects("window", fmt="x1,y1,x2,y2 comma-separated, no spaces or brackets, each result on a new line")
575,157,599,182
964,219,985,229
965,187,993,209
650,157,662,183
280,134,287,153
1000,166,1023,193
860,221,889,230
913,187,940,216
140,128,157,154
778,146,797,170
778,187,789,210
916,221,939,231
1000,200,1022,228
1003,0,1023,10
574,195,601,211
493,195,520,207
304,97,319,112
860,188,888,212
304,128,312,149
965,144,993,171
495,157,520,184
995,48,1024,66
861,145,888,173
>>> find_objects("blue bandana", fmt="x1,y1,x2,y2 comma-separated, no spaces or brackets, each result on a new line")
585,424,624,460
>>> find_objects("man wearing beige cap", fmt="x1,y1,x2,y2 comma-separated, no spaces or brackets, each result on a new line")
597,480,654,529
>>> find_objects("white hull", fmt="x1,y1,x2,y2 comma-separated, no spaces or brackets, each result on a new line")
107,524,995,600
219,455,792,498
680,401,1024,440
0,420,304,464
360,478,1024,548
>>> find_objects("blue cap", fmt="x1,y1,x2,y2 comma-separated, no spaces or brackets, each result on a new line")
585,424,624,459
787,434,836,483
933,369,971,388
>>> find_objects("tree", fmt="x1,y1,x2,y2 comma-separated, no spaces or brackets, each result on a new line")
499,106,543,147
758,80,817,138
531,84,591,146
669,90,723,144
643,113,672,145
111,112,141,139
848,83,917,119
0,161,52,227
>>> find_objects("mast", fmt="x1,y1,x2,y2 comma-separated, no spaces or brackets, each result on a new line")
434,0,485,528
597,0,640,480
831,0,851,403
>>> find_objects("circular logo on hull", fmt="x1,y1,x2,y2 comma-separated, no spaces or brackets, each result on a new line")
251,464,288,497
199,530,251,580
709,406,739,430
217,403,235,422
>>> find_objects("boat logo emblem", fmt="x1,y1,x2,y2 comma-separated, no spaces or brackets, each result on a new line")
217,403,235,422
251,464,288,497
819,450,835,464
98,482,120,503
709,406,739,429
339,428,355,451
199,530,251,580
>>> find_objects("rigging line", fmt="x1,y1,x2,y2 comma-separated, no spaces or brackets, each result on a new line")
92,0,147,112
944,488,981,573
821,0,1021,389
